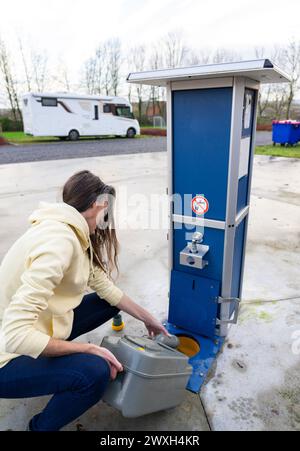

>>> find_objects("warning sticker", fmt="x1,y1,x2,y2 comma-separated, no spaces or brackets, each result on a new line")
191,196,209,216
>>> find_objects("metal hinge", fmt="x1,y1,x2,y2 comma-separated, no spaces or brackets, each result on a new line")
216,297,241,325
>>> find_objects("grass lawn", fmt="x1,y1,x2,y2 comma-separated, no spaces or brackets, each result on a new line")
1,132,149,144
2,132,59,143
255,144,300,158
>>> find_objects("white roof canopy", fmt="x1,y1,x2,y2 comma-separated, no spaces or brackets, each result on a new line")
127,59,291,86
26,93,129,103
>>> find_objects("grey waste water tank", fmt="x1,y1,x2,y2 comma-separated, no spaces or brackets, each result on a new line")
101,335,193,418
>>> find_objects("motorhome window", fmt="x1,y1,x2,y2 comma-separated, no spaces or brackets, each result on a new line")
103,104,112,113
116,106,134,119
42,98,58,107
94,105,99,120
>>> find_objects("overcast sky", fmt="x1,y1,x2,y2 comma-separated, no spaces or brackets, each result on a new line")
1,0,300,104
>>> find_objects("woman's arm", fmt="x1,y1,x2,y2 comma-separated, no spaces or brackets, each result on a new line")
88,265,124,307
41,338,123,380
88,266,170,337
117,294,170,338
41,337,90,357
1,236,74,358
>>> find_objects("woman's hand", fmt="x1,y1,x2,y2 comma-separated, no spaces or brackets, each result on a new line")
116,294,171,339
144,317,171,339
86,344,123,380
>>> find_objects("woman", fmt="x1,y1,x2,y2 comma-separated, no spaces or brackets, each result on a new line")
0,170,169,431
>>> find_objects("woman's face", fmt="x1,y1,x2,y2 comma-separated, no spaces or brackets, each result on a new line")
95,207,108,228
95,196,109,229
82,193,112,234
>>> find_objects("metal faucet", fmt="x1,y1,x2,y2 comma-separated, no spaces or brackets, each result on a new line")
191,232,204,254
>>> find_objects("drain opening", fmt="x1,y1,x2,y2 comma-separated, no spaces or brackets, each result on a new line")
176,335,201,358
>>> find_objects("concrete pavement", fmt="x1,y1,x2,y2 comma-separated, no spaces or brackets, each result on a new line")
0,151,299,431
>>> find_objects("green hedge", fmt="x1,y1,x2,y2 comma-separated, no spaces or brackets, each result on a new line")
0,117,23,132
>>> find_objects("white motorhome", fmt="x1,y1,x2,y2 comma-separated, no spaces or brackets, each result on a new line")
22,93,140,140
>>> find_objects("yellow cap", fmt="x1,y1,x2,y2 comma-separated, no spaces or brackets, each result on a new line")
112,322,125,332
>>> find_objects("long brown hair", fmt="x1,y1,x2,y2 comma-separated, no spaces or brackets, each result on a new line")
62,170,119,278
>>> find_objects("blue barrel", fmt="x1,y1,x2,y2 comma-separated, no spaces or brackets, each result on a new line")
273,121,300,145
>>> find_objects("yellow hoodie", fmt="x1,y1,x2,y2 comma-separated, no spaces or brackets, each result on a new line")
0,202,124,369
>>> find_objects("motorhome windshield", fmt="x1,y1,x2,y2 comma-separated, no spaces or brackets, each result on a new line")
116,105,134,119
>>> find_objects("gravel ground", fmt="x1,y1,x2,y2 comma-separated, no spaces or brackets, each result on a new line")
0,137,166,165
0,132,272,166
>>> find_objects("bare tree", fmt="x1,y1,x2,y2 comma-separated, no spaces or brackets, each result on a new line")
147,46,165,122
19,39,54,93
283,40,300,119
82,38,122,96
212,48,240,64
83,56,97,94
187,48,239,67
107,38,122,96
0,36,22,121
102,43,111,96
59,62,71,92
187,49,210,66
163,30,188,68
18,37,32,92
94,45,106,94
254,45,290,120
254,47,272,118
82,45,108,95
128,45,146,122
270,82,288,119
127,80,132,104
268,46,289,119
52,58,71,92
31,50,48,92
258,83,272,119
93,39,122,96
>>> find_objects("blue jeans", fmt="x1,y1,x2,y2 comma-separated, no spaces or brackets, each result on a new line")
0,293,120,431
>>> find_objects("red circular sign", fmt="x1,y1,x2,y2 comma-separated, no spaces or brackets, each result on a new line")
191,196,209,216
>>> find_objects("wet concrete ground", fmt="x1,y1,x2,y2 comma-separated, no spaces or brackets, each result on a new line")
0,151,299,431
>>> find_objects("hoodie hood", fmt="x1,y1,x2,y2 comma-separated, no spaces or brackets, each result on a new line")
28,201,97,275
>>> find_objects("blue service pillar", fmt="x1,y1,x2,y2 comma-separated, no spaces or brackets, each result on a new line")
127,60,290,392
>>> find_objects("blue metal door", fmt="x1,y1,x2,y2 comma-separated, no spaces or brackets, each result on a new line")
169,271,221,338
169,87,233,338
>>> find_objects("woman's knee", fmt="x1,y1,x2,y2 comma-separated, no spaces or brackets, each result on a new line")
71,353,111,392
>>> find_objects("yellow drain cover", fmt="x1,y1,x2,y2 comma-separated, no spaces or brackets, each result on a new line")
177,336,200,358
